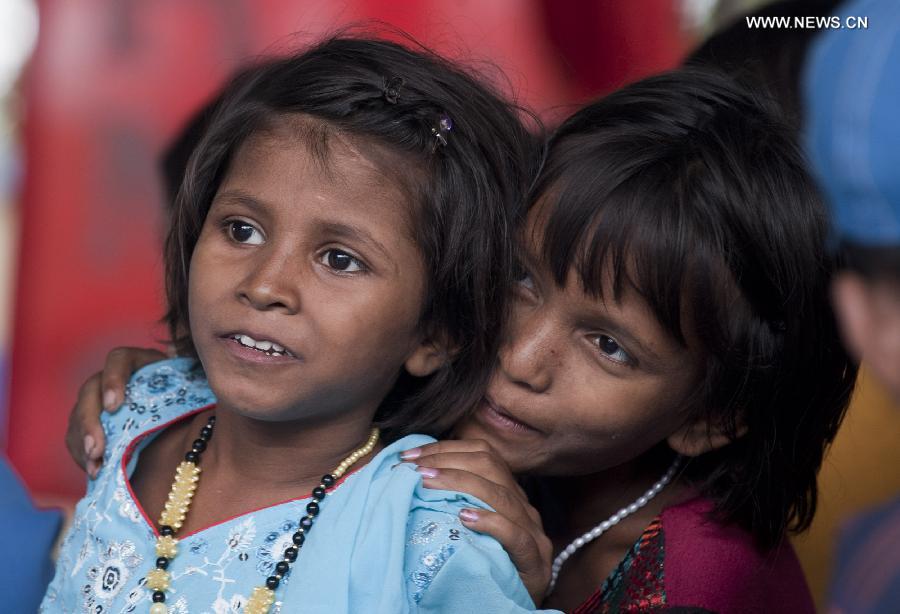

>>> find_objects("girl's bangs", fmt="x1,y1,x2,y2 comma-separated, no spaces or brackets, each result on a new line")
536,154,717,347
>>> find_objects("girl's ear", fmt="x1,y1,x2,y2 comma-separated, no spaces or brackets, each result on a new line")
667,418,746,457
404,335,452,377
830,272,872,362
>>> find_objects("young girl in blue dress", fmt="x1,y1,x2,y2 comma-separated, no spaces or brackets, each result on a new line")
41,36,547,614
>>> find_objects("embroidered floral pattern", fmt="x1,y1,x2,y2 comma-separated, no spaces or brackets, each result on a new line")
225,517,256,552
81,540,143,610
408,516,472,546
257,519,300,581
409,543,455,603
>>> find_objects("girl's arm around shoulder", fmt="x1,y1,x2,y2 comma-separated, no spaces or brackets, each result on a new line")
94,357,213,473
403,487,561,613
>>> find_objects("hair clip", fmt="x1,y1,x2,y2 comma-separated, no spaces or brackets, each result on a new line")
431,114,453,152
382,76,404,104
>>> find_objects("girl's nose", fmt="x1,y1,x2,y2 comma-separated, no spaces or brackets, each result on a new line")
236,249,301,314
498,308,554,394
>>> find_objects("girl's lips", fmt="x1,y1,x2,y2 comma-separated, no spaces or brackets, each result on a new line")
477,397,541,435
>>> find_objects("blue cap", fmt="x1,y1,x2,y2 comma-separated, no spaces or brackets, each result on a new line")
804,0,900,247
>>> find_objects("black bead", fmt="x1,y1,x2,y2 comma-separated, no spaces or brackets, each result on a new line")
266,575,280,590
306,501,319,516
208,415,216,424
156,557,169,569
200,426,213,439
160,526,174,537
284,546,298,562
275,561,290,575
185,451,199,463
292,531,305,546
191,438,207,453
300,516,313,530
321,474,335,487
152,591,166,603
312,486,326,501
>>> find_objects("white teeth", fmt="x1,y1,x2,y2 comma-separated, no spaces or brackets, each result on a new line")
232,334,288,356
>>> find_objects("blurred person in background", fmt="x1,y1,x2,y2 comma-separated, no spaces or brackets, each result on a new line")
0,459,61,612
804,0,900,611
686,0,844,129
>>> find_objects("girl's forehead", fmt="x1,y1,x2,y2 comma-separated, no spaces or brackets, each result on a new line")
248,117,409,187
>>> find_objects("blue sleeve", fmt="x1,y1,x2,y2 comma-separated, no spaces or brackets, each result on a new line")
404,491,561,613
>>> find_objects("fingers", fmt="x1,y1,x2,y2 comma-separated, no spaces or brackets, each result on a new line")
65,372,107,477
100,347,166,412
412,450,515,487
417,467,528,521
400,438,496,461
401,439,528,501
458,508,552,605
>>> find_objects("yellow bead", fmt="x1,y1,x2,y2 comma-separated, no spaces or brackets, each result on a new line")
245,586,275,614
155,535,178,558
146,568,171,591
150,603,168,614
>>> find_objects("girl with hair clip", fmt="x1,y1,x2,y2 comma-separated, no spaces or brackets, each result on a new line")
42,35,552,614
67,69,855,611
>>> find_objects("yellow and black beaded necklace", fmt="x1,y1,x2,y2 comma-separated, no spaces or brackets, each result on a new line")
142,414,380,614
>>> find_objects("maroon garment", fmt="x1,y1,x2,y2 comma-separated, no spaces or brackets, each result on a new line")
573,497,815,613
664,497,814,613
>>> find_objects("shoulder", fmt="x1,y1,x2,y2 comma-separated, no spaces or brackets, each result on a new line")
661,497,815,613
403,502,542,612
100,357,215,463
122,356,213,414
830,496,900,611
377,436,539,611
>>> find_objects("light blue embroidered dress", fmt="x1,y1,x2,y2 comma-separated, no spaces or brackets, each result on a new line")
42,358,552,613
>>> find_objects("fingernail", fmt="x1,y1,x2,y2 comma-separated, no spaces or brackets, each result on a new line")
416,466,439,479
399,447,421,460
103,389,117,410
84,435,95,457
459,509,480,522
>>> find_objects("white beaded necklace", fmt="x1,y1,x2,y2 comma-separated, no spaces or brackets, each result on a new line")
547,456,682,594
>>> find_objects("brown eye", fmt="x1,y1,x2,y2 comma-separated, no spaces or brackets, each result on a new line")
321,249,366,273
594,335,631,365
513,261,537,297
227,221,263,245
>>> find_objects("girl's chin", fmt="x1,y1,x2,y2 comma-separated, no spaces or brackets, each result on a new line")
449,420,544,475
449,417,481,440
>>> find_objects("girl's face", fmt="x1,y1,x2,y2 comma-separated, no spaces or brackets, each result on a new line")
455,211,703,476
188,123,438,423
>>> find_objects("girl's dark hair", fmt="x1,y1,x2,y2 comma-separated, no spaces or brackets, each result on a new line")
533,68,857,547
164,34,537,438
